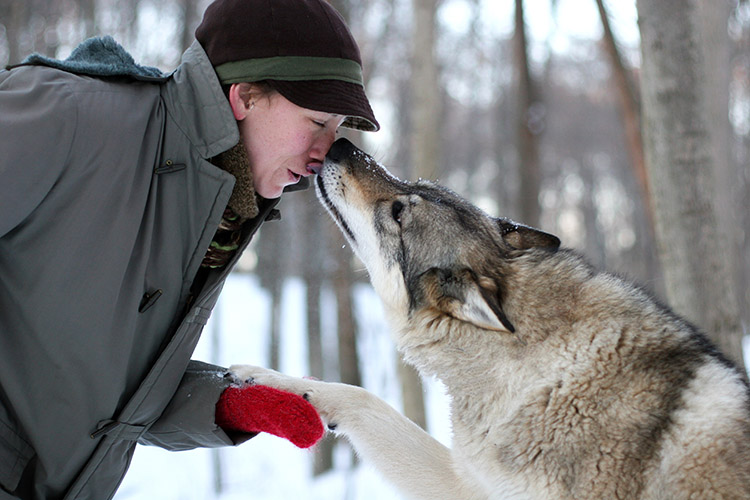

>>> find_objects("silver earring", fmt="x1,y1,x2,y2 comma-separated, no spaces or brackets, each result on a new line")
249,101,255,110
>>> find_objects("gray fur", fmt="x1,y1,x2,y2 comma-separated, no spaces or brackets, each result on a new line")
235,138,750,499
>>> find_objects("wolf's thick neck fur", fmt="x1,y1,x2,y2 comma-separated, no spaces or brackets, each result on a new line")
303,138,750,498
394,246,748,498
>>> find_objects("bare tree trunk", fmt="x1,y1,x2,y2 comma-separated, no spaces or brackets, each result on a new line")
595,0,661,292
118,0,141,48
178,0,200,52
306,276,336,477
306,265,324,384
514,0,541,227
2,0,26,65
79,0,97,39
331,223,362,389
397,359,427,430
637,0,745,372
267,282,282,371
397,0,440,431
209,303,224,495
410,0,442,181
580,161,607,268
743,133,750,334
595,0,650,223
695,0,744,341
301,193,335,476
257,220,284,371
739,12,750,339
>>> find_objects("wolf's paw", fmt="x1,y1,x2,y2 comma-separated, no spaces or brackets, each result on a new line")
228,365,340,429
230,365,289,387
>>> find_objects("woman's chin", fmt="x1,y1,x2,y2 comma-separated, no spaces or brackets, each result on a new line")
255,184,284,199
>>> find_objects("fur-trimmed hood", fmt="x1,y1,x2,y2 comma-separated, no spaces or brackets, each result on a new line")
16,35,168,81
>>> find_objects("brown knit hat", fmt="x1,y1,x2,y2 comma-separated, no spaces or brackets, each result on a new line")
195,0,379,132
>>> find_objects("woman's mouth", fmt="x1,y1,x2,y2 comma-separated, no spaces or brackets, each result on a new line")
288,163,322,184
307,163,323,175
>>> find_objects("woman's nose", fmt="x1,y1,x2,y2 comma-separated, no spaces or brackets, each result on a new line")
312,128,339,158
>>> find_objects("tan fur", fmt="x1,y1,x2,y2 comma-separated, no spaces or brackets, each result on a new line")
233,139,750,499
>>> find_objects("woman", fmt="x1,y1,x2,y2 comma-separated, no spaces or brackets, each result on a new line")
0,0,378,498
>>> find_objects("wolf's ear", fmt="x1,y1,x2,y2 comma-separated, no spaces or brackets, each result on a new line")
496,218,560,250
422,268,515,333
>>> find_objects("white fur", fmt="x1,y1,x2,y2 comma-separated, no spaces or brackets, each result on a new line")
230,364,532,500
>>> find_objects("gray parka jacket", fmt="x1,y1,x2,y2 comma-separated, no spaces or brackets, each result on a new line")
0,40,277,499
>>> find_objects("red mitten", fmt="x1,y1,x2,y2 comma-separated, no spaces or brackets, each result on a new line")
216,384,324,448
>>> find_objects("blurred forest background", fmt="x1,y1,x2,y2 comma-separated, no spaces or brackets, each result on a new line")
2,0,749,489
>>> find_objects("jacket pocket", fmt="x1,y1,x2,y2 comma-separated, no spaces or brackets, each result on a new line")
0,416,34,493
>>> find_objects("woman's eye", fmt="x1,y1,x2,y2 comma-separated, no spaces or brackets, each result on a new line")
392,200,405,224
313,120,326,128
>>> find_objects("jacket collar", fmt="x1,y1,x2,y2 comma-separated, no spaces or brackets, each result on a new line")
14,37,238,161
162,41,239,159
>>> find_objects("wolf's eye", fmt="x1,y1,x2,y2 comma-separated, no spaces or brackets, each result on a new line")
391,200,405,224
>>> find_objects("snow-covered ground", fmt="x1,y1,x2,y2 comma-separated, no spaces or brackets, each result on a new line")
115,274,452,499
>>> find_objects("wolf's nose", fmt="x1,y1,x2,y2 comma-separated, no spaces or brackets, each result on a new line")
326,138,357,163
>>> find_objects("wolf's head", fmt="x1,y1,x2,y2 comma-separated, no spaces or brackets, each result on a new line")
316,138,560,353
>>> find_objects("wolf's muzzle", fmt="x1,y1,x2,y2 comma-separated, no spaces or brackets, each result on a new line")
326,137,358,163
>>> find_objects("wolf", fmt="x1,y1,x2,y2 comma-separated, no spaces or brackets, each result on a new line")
233,138,750,499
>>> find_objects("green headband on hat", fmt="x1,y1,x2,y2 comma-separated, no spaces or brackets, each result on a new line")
195,0,379,131
214,56,364,86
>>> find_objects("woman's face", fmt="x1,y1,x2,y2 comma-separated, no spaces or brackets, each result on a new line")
233,86,345,198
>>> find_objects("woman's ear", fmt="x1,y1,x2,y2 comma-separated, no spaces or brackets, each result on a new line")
227,82,255,120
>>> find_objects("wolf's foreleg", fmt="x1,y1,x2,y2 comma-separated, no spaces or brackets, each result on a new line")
229,365,485,500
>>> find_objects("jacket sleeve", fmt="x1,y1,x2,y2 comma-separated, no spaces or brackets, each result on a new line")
139,360,257,450
0,68,77,238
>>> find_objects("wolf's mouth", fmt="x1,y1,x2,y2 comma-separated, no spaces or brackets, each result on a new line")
316,174,357,244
